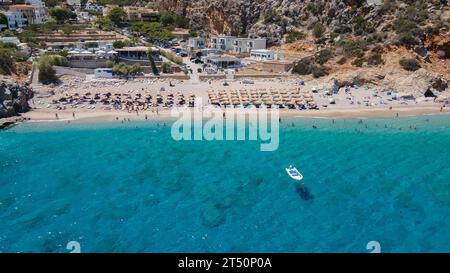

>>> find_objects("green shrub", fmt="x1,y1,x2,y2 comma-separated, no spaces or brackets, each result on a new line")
351,57,366,67
147,50,159,76
312,22,326,39
0,48,14,75
84,42,98,48
353,15,375,35
399,58,421,71
337,57,347,65
292,59,312,75
161,62,172,73
314,49,334,65
159,50,182,64
367,53,384,66
286,31,306,43
107,7,126,26
113,40,125,49
337,39,368,58
38,56,57,84
311,65,328,78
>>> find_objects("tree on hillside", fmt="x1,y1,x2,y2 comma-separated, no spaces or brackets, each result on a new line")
0,13,7,26
107,7,126,26
147,50,159,76
0,48,14,75
49,6,74,24
43,0,59,8
160,11,174,27
38,56,58,84
95,16,113,31
174,15,189,28
312,22,325,39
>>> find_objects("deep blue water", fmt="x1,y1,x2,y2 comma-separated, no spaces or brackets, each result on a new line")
0,114,449,253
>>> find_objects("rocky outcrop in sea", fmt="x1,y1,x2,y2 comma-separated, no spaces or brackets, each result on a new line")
0,77,34,120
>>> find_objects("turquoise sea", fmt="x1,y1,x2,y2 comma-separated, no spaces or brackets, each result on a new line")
0,114,449,253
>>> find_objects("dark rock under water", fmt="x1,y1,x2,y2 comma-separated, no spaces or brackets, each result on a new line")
295,184,314,201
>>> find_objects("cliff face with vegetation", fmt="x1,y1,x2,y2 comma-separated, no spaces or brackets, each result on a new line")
158,0,448,43
158,0,449,88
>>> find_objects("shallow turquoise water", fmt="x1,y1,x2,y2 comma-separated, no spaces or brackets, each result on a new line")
0,114,449,253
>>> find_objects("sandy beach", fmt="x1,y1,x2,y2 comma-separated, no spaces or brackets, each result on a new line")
21,75,450,124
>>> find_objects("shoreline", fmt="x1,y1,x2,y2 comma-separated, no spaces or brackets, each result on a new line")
12,104,450,125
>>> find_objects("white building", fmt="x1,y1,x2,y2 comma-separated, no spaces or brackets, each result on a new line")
66,0,81,8
24,0,48,24
233,38,266,55
17,43,31,56
85,4,104,13
1,11,27,30
250,49,278,61
187,37,205,51
210,35,235,51
0,36,20,44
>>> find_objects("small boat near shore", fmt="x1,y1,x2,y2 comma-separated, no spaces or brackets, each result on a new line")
286,165,303,181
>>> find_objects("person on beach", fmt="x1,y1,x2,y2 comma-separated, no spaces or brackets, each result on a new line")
145,114,148,120
55,113,58,120
396,113,399,118
72,112,75,119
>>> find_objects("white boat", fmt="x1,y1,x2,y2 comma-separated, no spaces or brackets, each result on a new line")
286,165,303,181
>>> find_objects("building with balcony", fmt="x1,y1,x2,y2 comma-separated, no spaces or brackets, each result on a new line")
123,6,158,22
24,0,48,24
1,11,27,30
210,35,235,51
233,38,266,55
187,37,205,51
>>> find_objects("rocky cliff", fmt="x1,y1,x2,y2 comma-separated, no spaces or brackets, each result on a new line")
157,0,449,45
0,77,34,120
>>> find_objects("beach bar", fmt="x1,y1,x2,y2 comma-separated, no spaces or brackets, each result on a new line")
204,55,241,69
